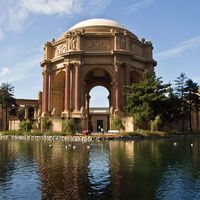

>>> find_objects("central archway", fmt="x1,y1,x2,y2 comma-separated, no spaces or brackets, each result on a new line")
89,86,109,132
84,67,113,131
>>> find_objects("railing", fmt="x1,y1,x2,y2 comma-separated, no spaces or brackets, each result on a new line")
89,107,109,114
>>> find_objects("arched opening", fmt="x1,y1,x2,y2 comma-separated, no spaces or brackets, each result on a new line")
89,86,109,108
84,68,112,132
89,86,110,132
52,71,65,116
130,70,142,84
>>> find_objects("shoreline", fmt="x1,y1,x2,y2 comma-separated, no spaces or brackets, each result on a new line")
1,133,200,142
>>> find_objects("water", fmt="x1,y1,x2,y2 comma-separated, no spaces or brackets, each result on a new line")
1,137,200,199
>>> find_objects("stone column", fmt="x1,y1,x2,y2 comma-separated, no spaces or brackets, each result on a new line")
42,68,50,116
64,64,71,112
125,66,131,106
85,94,91,130
74,62,81,111
34,106,38,120
114,62,121,111
25,106,29,119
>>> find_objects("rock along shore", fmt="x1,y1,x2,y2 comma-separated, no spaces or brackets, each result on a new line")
0,134,200,142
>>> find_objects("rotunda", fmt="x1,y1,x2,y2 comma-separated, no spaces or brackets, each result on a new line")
40,18,157,132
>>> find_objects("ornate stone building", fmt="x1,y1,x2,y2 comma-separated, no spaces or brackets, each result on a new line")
40,19,157,132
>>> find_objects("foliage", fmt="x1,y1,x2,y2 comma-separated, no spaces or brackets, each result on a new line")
41,117,52,130
151,115,163,131
0,82,16,130
62,118,75,134
28,106,34,120
9,106,18,116
18,107,25,120
119,130,166,137
19,120,33,131
112,116,125,130
44,131,66,136
174,73,189,131
124,70,171,129
185,79,200,131
0,130,24,135
29,131,43,136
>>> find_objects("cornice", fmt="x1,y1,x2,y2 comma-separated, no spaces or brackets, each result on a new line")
40,60,51,67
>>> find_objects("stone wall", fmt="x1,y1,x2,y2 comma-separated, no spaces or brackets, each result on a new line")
9,119,20,130
52,117,62,132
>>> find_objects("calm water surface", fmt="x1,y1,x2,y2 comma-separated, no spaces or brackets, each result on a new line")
1,137,200,199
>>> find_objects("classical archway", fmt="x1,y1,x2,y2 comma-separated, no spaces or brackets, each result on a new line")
84,67,112,131
40,19,157,132
89,86,109,132
52,71,65,116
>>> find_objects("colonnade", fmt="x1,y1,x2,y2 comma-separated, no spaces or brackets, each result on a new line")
42,61,132,117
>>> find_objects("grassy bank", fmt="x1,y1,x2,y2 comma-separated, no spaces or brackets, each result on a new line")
0,130,68,136
119,130,200,137
1,130,200,137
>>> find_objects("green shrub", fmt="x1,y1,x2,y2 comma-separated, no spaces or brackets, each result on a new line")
112,116,125,131
29,131,43,136
151,115,163,131
44,131,66,136
62,118,75,134
0,130,24,135
19,120,32,131
41,117,52,130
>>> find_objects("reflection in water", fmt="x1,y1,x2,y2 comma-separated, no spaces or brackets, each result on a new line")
0,137,200,199
88,143,110,197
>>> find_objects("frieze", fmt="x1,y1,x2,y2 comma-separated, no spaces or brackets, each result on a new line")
66,32,79,51
85,39,111,51
129,41,142,57
54,43,67,57
117,33,126,50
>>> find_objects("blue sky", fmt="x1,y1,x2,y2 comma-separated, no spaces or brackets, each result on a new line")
0,0,200,107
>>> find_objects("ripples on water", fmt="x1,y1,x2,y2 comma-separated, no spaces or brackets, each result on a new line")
0,138,200,199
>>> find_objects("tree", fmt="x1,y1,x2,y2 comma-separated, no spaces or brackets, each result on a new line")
185,79,200,131
174,73,188,131
0,83,16,130
124,70,171,130
62,118,75,134
112,116,125,131
18,107,25,121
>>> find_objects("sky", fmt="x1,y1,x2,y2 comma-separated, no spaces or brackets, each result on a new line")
0,0,200,107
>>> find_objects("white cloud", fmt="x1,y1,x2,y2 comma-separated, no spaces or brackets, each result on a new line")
0,30,4,39
0,0,112,36
0,53,42,84
128,0,156,13
19,0,78,15
155,36,200,60
0,67,10,76
18,0,112,16
8,5,28,32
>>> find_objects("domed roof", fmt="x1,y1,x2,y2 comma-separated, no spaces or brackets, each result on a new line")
69,18,127,31
57,18,134,41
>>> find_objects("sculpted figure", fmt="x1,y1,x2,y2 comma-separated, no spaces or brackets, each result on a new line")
69,34,77,50
51,107,56,116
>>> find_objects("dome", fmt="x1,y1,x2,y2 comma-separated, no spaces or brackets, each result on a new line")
69,18,127,31
58,18,130,41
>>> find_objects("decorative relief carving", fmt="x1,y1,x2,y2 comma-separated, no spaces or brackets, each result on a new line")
117,33,126,50
67,32,78,51
129,41,142,57
54,43,66,57
85,39,111,51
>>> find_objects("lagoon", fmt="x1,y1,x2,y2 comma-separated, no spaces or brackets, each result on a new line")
1,137,200,199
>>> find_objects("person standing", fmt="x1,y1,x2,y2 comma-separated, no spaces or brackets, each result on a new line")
101,127,104,135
